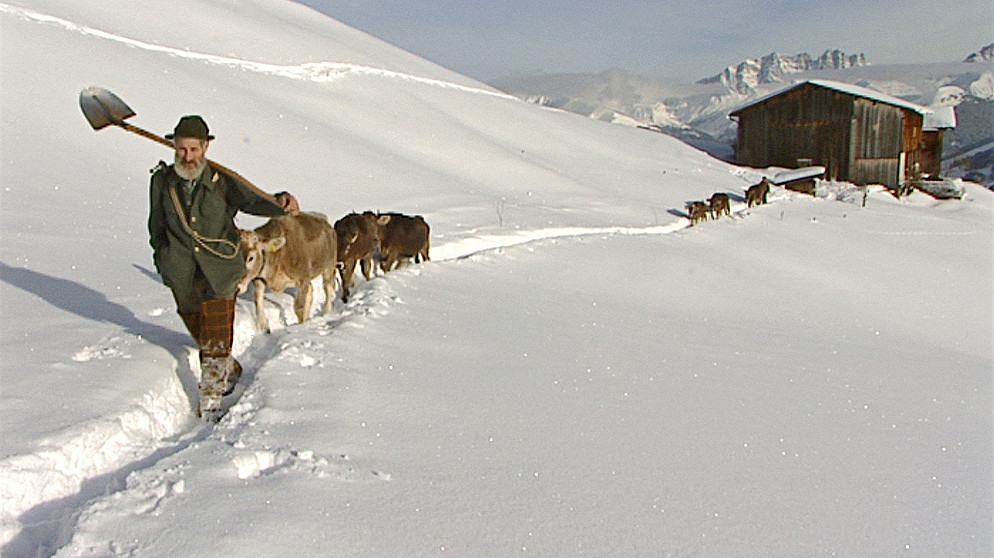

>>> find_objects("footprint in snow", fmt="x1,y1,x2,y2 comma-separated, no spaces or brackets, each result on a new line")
72,335,135,362
230,446,355,480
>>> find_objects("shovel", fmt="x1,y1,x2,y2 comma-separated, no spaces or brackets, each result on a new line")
79,86,277,203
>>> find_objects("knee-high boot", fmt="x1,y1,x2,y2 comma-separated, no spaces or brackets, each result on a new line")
197,299,236,420
179,312,201,347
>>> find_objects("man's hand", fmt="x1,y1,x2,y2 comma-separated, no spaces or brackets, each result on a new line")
275,192,301,215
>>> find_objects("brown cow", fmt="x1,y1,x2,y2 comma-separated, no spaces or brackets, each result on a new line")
746,178,771,207
708,192,731,219
686,201,709,225
237,212,338,332
374,212,430,272
334,211,379,302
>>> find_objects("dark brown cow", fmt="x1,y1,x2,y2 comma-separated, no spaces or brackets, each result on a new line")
708,192,731,219
686,201,709,225
374,212,430,272
746,178,771,207
334,211,379,302
237,212,338,332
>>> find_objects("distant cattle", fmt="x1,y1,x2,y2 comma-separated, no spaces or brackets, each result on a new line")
746,178,771,207
237,212,338,332
334,211,380,302
708,193,731,219
687,201,709,225
373,212,431,272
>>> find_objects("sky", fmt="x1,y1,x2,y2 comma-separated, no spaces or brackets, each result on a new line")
297,0,994,83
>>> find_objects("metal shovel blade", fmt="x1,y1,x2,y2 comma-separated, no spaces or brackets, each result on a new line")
77,87,278,204
79,86,136,130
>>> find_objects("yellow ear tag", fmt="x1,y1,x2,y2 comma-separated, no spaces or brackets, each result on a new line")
269,244,278,252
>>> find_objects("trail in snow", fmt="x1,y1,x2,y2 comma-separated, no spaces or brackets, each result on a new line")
0,3,517,100
0,169,879,552
0,190,763,522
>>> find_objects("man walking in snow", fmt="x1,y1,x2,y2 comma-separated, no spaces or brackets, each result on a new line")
148,115,300,421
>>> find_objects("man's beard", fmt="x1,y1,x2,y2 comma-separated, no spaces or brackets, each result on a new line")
174,154,207,181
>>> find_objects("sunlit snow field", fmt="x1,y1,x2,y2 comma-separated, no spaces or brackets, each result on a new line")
0,1,990,556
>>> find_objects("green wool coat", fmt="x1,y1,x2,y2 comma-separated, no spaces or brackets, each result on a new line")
149,162,285,312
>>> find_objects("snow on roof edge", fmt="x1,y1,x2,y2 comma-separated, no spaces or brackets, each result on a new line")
772,166,826,184
924,105,956,130
729,79,930,117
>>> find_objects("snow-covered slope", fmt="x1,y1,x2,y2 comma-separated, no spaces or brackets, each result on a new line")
1,1,991,556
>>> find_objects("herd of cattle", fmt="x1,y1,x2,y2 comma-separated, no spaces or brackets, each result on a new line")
236,210,430,332
236,177,775,332
686,177,772,226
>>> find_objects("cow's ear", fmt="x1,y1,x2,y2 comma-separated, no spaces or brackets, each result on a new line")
377,215,391,225
265,237,286,252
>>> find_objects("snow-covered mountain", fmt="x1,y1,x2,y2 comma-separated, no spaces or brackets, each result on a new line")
493,50,994,185
493,69,735,158
697,49,869,94
497,69,701,126
964,43,994,63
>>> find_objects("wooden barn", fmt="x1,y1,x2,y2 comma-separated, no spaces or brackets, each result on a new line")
729,80,947,190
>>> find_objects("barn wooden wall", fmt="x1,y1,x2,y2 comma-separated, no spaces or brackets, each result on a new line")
734,84,924,188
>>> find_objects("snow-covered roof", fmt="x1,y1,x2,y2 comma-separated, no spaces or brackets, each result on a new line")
773,166,826,184
729,79,929,116
924,106,957,130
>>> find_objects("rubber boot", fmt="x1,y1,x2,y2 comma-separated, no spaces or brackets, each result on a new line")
197,299,236,421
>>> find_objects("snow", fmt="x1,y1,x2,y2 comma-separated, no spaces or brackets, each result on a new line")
731,79,931,116
924,105,957,130
969,69,994,100
1,1,992,556
773,166,826,184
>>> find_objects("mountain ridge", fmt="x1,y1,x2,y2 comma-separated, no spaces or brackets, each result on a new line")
965,43,994,63
697,49,869,93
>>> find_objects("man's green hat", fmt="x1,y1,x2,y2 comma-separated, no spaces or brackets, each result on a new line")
166,115,215,141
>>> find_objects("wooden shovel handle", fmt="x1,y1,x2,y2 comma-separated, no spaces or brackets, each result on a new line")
80,87,280,207
120,121,173,149
121,122,278,205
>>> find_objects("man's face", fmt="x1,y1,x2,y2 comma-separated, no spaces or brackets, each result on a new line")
175,137,207,167
173,137,209,180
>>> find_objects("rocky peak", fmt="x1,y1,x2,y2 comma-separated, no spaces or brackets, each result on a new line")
964,43,994,63
698,49,869,93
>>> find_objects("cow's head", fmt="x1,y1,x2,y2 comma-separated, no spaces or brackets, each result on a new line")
236,229,286,294
337,230,360,256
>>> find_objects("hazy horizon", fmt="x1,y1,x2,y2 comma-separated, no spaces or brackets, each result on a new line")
296,0,993,83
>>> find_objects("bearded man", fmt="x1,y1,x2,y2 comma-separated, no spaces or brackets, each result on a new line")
149,115,300,421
